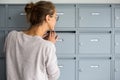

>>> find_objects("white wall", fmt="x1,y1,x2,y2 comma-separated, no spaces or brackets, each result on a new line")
77,0,109,3
109,0,120,3
0,0,32,4
0,0,120,4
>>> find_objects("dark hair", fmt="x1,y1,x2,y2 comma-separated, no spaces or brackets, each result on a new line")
25,1,55,26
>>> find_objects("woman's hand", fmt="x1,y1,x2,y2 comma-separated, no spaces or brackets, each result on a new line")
43,31,58,44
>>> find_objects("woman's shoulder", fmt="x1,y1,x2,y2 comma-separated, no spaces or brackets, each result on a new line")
6,30,18,38
8,30,18,36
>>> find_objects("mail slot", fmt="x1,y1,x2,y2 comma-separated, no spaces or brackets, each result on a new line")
115,8,120,27
8,5,29,27
115,33,120,54
0,5,5,27
58,59,75,80
115,58,120,80
79,58,110,80
78,5,111,27
79,33,111,55
0,59,6,80
55,4,75,27
0,31,5,57
56,31,75,55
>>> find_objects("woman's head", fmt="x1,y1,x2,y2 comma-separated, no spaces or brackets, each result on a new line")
25,1,57,30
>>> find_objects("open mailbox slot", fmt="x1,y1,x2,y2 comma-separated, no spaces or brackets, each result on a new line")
55,31,76,55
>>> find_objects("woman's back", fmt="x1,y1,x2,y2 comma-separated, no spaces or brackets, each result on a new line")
5,30,59,80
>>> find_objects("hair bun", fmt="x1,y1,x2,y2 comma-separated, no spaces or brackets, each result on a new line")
25,2,34,14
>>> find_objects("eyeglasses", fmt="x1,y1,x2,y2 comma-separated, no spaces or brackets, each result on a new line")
56,15,59,21
50,15,59,21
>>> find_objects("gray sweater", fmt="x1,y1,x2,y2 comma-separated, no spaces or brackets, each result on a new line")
4,30,60,80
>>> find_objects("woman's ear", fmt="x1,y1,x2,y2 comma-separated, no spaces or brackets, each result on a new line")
45,15,51,23
45,15,53,30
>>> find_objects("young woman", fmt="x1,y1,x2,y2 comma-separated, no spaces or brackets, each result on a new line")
4,1,60,80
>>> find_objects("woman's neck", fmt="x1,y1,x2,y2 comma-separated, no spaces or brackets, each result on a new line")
23,25,48,37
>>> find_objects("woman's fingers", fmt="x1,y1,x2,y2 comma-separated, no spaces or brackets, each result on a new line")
47,31,58,44
55,35,58,39
50,31,56,38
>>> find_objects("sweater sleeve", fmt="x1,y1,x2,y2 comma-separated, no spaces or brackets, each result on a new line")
45,44,60,80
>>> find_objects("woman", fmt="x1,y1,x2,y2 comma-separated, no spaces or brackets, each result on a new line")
4,1,60,80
